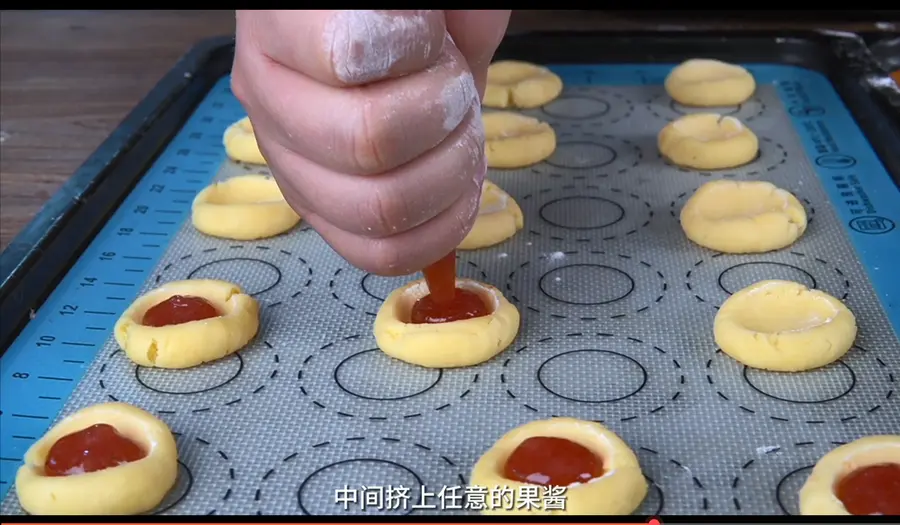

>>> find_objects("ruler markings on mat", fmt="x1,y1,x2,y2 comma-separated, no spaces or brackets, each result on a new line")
0,77,241,492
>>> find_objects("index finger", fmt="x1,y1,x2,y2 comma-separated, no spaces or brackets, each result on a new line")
444,10,511,97
237,10,447,87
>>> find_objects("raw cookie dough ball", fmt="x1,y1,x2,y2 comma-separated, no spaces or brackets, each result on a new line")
458,180,524,250
373,278,520,368
680,180,807,253
658,113,759,170
223,116,266,165
714,280,857,372
15,402,178,515
484,60,564,109
114,279,260,369
192,174,301,240
799,435,900,516
470,417,648,515
665,58,756,107
483,112,557,169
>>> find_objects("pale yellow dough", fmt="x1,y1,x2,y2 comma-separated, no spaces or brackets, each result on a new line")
223,116,266,165
484,60,564,109
373,278,520,368
665,58,756,107
15,402,178,515
483,112,557,169
192,174,300,240
714,280,857,372
458,181,524,250
799,435,900,515
470,417,648,515
114,279,260,369
659,113,759,170
680,180,807,253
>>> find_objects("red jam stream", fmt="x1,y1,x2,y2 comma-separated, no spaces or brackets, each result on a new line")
142,294,221,327
834,462,900,516
411,251,489,324
503,436,604,486
44,423,146,476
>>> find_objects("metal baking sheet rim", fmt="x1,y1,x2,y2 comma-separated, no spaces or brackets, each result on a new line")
1,29,900,516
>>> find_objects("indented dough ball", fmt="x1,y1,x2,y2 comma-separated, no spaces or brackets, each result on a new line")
114,279,260,369
373,278,520,368
15,402,178,515
658,113,758,170
223,116,267,165
483,112,557,169
470,417,648,515
458,180,524,250
665,58,756,106
799,435,900,516
714,280,857,372
484,60,564,109
680,180,807,253
192,174,300,240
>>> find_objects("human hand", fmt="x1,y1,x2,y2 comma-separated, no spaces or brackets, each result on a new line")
231,10,511,275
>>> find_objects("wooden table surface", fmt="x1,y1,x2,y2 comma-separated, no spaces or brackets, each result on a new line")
1,10,895,251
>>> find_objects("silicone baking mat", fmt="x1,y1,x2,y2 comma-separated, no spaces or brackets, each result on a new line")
1,61,899,516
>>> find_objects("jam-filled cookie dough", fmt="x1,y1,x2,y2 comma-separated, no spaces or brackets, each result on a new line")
373,278,520,368
114,279,259,369
680,180,807,253
223,116,266,165
714,280,857,372
15,402,178,515
659,113,758,170
483,112,557,169
483,60,564,109
458,180,524,250
665,59,756,107
192,174,301,240
470,417,648,515
799,435,900,516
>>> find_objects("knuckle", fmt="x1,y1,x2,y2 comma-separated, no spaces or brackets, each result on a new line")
325,10,446,86
347,101,389,174
365,244,407,276
358,188,407,238
420,14,448,62
230,77,249,107
230,64,252,107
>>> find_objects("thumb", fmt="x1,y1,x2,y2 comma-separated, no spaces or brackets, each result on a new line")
444,10,511,99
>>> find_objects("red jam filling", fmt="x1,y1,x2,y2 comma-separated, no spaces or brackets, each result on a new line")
411,250,490,324
834,462,900,516
503,436,604,486
142,294,221,327
44,423,146,476
410,288,489,324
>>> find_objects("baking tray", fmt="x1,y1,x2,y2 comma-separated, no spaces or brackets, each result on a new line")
827,31,900,120
1,30,899,517
867,34,900,72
